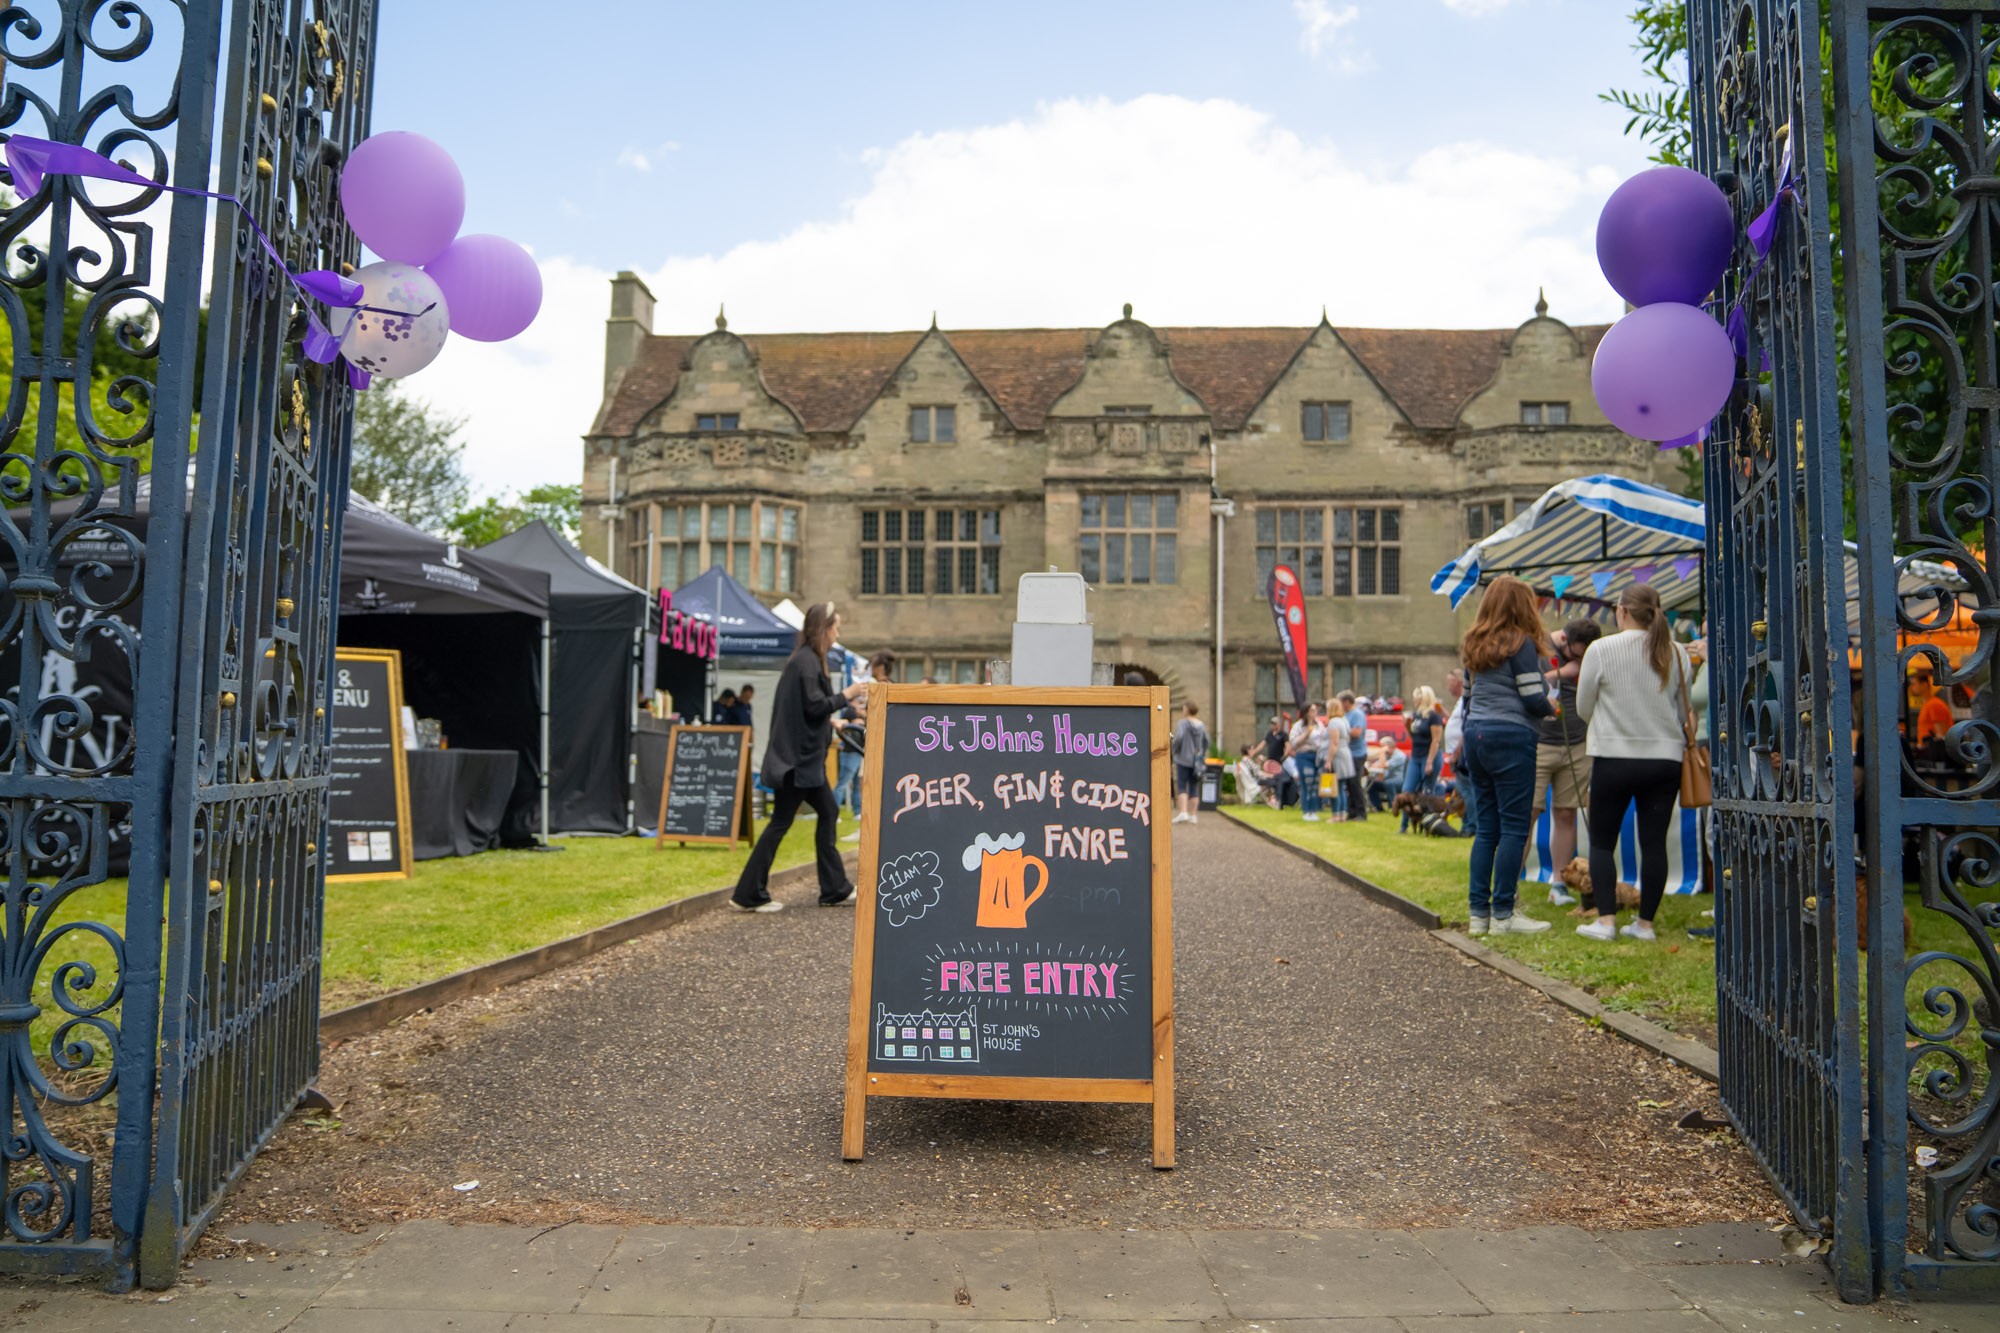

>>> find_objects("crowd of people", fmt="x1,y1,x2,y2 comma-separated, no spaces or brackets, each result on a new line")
1233,574,1714,946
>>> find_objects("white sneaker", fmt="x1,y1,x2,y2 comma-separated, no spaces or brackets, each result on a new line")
1171,812,1189,825
840,831,861,842
1548,886,1578,907
1302,812,1319,822
1619,920,1657,941
1189,813,1198,825
730,899,784,914
1576,918,1617,941
1491,913,1552,935
1467,915,1490,936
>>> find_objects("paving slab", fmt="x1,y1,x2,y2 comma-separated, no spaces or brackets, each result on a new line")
1414,1224,1686,1314
1399,1311,1723,1333
209,1220,392,1257
796,1227,1049,1321
1039,1230,1226,1321
503,1317,713,1331
1191,1229,1483,1319
0,1284,321,1331
577,1225,810,1319
1656,1261,2000,1333
315,1219,624,1313
1596,1222,1795,1267
288,1310,514,1332
708,1312,932,1320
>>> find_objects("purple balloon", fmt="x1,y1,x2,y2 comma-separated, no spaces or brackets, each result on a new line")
1596,166,1734,307
424,234,542,342
1591,302,1735,442
341,131,465,265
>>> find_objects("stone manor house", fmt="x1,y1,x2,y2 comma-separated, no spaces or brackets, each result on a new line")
579,273,1683,748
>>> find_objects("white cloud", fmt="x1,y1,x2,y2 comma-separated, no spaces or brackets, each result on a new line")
1441,0,1521,14
423,95,1624,496
1293,0,1365,69
614,145,653,173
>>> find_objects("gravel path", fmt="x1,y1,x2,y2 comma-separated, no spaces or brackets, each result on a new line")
218,817,1781,1236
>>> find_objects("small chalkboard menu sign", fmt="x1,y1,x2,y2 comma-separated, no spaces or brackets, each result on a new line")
655,725,753,849
842,684,1175,1167
327,648,413,883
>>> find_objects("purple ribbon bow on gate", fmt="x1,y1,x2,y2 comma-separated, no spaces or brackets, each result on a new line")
4,135,380,388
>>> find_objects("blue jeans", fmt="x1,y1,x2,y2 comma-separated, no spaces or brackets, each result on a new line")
1397,756,1428,830
1464,720,1539,920
1296,751,1321,816
834,749,863,818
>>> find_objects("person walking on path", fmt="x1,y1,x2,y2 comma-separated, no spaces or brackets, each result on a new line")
1399,685,1446,831
1530,620,1601,903
1171,701,1209,825
1322,699,1351,821
1337,691,1370,821
730,603,870,913
1289,703,1327,822
1459,576,1556,937
1574,585,1692,942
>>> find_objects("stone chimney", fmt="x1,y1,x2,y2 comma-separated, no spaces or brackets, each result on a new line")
604,270,655,396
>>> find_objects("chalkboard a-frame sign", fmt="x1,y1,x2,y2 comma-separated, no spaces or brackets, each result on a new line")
842,684,1176,1168
326,648,414,883
654,724,753,849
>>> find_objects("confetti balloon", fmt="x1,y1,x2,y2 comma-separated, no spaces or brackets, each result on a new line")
336,262,451,379
1591,302,1734,442
340,131,465,265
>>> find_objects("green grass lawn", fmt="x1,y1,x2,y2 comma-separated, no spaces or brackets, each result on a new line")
32,811,856,1058
1225,802,1997,1077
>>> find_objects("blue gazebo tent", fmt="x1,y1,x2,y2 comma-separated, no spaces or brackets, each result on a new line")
672,564,799,656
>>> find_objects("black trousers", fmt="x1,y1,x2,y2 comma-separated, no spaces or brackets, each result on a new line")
733,772,851,906
1342,773,1369,819
1586,756,1682,920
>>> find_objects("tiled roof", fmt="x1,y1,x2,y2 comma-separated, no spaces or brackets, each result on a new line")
590,320,1608,438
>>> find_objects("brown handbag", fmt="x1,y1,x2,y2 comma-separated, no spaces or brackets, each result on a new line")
1677,653,1713,809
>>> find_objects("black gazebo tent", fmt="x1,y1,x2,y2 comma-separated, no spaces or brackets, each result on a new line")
336,494,553,846
481,520,646,833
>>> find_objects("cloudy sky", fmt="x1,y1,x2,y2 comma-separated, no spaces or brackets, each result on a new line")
371,0,1662,496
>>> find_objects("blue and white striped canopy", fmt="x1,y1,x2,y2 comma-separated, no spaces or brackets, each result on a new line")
1430,474,1706,610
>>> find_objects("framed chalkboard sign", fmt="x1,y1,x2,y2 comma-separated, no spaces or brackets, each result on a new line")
842,684,1175,1167
327,648,414,883
655,724,753,849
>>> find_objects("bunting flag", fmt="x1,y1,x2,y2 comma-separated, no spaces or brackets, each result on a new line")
1632,564,1658,585
1550,573,1575,598
1673,555,1701,581
1591,571,1615,597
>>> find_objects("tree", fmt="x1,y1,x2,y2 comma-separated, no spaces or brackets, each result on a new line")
349,383,470,533
449,483,583,547
1599,3,1689,167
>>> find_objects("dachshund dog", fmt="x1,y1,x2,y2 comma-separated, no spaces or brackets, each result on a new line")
1560,856,1641,912
1392,790,1464,837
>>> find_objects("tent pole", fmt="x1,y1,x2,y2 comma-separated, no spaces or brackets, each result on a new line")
627,623,642,834
541,617,553,844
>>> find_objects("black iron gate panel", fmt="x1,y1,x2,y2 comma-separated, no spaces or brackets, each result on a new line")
1690,0,1872,1301
140,0,375,1288
1830,1,2000,1297
0,0,374,1290
0,0,229,1284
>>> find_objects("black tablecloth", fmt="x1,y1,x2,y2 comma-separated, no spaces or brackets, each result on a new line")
407,748,520,860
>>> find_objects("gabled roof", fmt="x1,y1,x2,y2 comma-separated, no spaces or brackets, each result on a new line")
589,319,1609,439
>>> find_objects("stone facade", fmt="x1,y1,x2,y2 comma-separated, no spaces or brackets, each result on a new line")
581,276,1682,748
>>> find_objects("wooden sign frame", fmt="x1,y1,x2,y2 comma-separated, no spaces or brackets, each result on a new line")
840,684,1176,1168
327,647,414,884
654,723,753,849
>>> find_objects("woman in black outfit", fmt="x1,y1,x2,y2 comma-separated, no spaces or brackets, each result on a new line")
730,602,871,912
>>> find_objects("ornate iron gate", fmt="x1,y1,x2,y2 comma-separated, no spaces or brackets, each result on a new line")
1695,0,2000,1300
0,0,374,1290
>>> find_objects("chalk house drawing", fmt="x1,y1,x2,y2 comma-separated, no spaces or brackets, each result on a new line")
876,1003,979,1062
878,850,944,927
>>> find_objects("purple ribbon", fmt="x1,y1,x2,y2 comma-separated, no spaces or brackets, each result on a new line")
1722,138,1797,363
4,135,371,375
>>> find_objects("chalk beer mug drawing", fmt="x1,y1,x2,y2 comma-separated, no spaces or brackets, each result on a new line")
963,832,1049,929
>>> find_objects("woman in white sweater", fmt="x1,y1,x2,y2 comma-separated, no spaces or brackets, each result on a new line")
1574,584,1692,942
